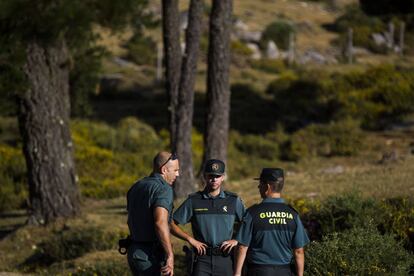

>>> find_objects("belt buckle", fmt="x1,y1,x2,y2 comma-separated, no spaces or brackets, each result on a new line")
212,247,222,256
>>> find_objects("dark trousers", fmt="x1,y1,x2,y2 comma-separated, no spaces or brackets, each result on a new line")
192,254,233,276
127,242,164,276
247,263,294,276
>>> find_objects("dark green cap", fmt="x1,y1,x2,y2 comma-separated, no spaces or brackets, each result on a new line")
254,168,284,182
204,159,225,175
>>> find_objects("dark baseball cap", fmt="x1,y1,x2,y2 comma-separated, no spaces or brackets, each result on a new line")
204,159,225,175
254,168,284,182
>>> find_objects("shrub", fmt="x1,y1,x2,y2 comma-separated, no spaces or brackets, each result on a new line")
39,225,121,262
231,40,253,57
261,20,295,50
233,133,280,160
249,59,286,74
125,35,156,66
0,144,27,212
305,224,413,275
282,120,364,161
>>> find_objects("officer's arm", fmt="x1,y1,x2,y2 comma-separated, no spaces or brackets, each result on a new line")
154,206,174,275
170,220,207,255
294,247,305,276
233,244,248,276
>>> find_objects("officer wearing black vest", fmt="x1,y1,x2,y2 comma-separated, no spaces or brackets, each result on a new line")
171,159,246,276
234,168,310,276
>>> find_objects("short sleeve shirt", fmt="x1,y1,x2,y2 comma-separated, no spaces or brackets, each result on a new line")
127,173,174,242
173,190,245,247
236,198,310,265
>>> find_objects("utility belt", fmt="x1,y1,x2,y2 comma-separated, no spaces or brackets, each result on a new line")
118,236,160,255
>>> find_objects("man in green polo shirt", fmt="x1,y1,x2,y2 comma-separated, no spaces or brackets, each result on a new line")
234,168,310,276
127,152,179,276
171,159,245,276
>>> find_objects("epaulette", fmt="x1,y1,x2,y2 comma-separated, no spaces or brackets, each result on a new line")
224,191,238,197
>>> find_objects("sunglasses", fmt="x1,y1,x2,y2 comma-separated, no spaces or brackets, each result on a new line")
160,152,178,167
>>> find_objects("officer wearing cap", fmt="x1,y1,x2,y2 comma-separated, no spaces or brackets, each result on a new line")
170,159,245,276
127,151,179,276
234,168,310,276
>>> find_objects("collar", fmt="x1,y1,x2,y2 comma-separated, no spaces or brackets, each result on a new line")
150,172,168,185
262,197,285,203
202,189,226,199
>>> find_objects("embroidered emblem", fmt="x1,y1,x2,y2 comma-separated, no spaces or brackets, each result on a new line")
223,206,228,212
212,163,219,171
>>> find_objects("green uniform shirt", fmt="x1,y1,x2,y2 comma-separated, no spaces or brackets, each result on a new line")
236,198,310,265
127,173,173,242
173,190,245,247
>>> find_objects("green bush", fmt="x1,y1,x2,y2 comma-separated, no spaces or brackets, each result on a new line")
249,59,286,74
231,40,253,57
39,225,121,262
0,144,27,212
261,20,295,50
125,35,156,66
305,224,413,275
282,120,364,161
232,132,280,161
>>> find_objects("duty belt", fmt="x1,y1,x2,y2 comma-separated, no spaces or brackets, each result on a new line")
201,246,232,257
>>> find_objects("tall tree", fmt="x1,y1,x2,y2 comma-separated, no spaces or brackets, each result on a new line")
203,0,233,165
162,0,182,148
0,0,149,224
174,0,203,197
162,0,203,197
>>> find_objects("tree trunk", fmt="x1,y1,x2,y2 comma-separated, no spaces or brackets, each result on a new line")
203,0,232,167
18,40,80,225
162,0,182,147
174,0,203,198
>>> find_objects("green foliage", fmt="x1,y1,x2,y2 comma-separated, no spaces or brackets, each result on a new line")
38,225,121,262
249,59,286,74
71,117,164,199
125,35,157,65
232,132,280,161
261,20,295,50
266,65,414,130
0,144,27,212
305,224,413,275
282,120,364,161
70,45,106,117
231,40,253,57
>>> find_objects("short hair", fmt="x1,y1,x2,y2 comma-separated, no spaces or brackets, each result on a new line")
264,178,284,193
153,151,172,172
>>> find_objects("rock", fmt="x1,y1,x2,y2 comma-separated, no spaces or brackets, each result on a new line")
237,31,262,43
372,33,386,46
299,50,329,64
266,40,280,59
112,57,139,70
246,43,262,59
321,165,344,174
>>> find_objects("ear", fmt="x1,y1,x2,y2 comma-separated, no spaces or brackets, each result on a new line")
265,183,272,195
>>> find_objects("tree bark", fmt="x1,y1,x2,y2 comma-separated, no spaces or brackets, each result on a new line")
162,0,182,147
203,0,232,167
18,40,80,225
174,0,203,198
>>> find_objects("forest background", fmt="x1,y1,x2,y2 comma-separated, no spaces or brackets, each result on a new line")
0,0,413,275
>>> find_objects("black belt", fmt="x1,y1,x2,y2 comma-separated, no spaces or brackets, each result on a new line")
197,247,231,257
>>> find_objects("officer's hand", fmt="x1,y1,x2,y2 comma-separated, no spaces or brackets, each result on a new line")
161,255,174,276
188,237,207,255
220,239,238,253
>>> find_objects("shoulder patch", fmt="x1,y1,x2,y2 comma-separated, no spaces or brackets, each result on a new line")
224,191,238,197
